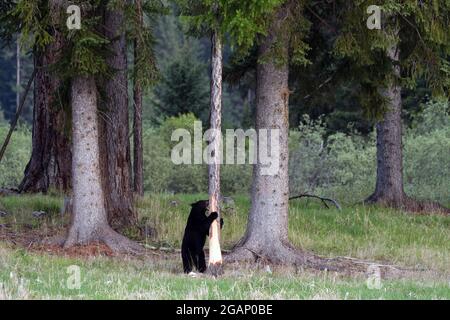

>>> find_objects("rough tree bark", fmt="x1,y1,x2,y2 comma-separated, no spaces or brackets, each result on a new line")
133,0,144,197
227,4,302,264
100,3,137,228
207,30,223,276
65,76,142,254
225,4,341,267
365,43,450,215
366,44,405,207
19,1,71,193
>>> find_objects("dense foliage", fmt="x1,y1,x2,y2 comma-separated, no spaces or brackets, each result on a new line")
1,100,448,204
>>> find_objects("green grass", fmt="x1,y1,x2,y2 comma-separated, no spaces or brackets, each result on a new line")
136,194,450,271
0,193,449,299
0,194,65,234
0,246,449,300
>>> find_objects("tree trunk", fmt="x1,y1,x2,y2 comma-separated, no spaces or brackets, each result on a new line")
227,4,303,264
133,0,144,197
19,1,71,194
16,38,20,111
65,76,143,254
65,77,109,245
365,45,450,215
100,3,136,229
207,30,223,276
365,44,405,207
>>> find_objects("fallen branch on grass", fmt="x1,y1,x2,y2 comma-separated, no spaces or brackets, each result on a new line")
0,188,19,196
289,194,342,210
329,256,426,272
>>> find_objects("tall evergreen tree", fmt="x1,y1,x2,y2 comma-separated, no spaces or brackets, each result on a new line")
18,0,72,193
335,1,450,212
99,0,136,229
180,0,330,266
133,0,144,197
0,0,157,251
153,44,210,122
61,0,142,251
0,0,71,193
224,1,319,264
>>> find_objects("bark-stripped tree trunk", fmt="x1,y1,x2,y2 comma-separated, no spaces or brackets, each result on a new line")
100,3,137,228
65,76,142,253
19,1,71,193
133,0,144,197
207,30,223,276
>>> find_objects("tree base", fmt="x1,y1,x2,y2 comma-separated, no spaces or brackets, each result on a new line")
225,241,352,273
206,262,224,277
365,193,450,215
64,226,144,255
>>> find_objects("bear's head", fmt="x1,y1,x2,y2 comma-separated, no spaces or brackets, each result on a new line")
190,200,209,214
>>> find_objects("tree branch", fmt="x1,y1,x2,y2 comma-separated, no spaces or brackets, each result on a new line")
289,193,342,210
0,68,36,164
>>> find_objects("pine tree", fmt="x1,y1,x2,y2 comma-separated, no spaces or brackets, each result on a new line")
63,0,142,252
99,0,136,229
334,1,450,213
153,44,210,122
133,0,144,197
19,0,71,193
179,0,331,267
0,0,158,252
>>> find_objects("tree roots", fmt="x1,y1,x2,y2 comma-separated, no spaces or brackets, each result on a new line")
225,242,364,274
63,226,144,255
365,194,450,216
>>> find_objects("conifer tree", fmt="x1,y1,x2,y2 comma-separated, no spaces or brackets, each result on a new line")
335,1,450,213
133,0,144,197
0,0,158,251
0,0,72,193
180,0,329,266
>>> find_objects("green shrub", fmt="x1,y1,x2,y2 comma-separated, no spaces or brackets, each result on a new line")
143,128,173,193
144,114,252,195
404,100,450,204
289,116,376,202
289,101,449,204
0,102,448,205
144,114,209,194
143,107,449,202
0,124,31,188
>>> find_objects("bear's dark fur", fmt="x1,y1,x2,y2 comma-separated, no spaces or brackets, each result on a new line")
181,200,223,273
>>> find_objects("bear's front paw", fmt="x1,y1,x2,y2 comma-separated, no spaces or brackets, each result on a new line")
210,212,219,220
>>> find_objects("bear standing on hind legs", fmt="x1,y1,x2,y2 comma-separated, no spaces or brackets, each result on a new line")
182,200,223,274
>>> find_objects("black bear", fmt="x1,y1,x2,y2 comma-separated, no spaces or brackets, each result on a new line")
181,200,223,274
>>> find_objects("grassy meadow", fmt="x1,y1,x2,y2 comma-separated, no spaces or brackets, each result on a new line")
0,193,449,299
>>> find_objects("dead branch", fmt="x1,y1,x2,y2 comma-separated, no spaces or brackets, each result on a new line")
289,193,342,210
0,68,36,164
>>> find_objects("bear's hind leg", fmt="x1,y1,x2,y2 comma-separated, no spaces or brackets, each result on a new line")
182,249,193,274
197,250,207,273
